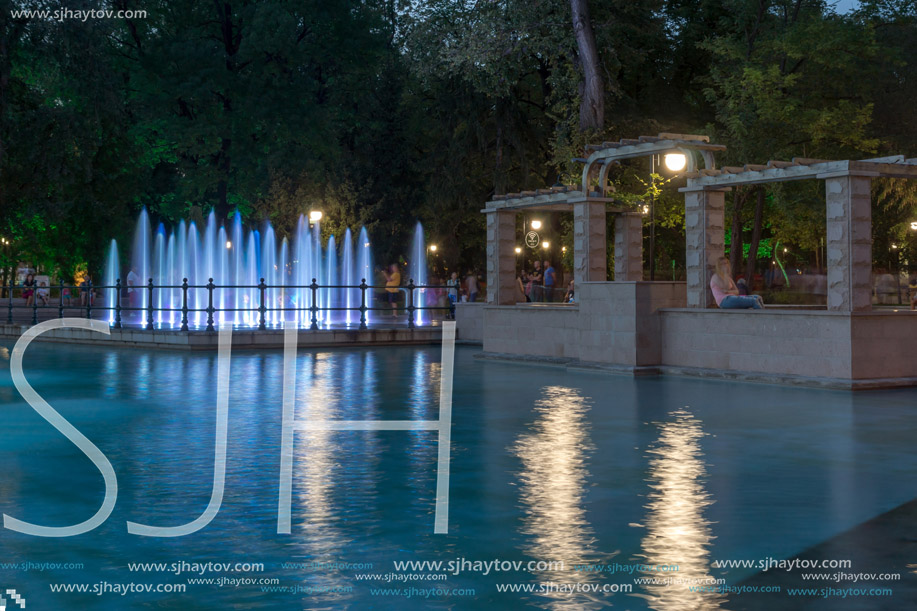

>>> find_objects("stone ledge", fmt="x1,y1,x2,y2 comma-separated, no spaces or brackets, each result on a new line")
472,351,917,389
657,364,917,390
0,325,445,351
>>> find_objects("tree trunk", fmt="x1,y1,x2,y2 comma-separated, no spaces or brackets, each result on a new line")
729,190,745,279
495,119,504,196
213,0,239,218
744,187,766,285
570,0,603,131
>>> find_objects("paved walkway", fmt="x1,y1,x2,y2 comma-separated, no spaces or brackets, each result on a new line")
735,499,917,610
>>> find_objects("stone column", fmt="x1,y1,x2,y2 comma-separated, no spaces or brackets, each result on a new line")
485,210,517,305
614,212,643,281
684,188,726,308
825,175,872,311
573,201,607,282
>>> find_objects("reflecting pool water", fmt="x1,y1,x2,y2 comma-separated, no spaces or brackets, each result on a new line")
1,342,916,609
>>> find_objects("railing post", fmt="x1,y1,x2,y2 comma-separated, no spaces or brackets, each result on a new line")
58,280,65,319
310,278,318,330
31,287,38,325
359,278,368,330
181,278,189,331
86,280,93,320
407,278,415,329
146,278,154,330
206,278,215,332
6,280,12,324
259,278,267,330
114,278,122,328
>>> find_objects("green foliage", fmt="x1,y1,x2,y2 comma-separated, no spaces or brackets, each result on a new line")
1,0,915,282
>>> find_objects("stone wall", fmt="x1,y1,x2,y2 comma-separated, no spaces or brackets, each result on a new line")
482,281,686,365
577,281,685,365
659,309,853,379
478,283,917,386
454,302,485,343
483,305,579,359
850,313,917,379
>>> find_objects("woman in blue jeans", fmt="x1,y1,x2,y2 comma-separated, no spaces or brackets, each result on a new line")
710,257,764,309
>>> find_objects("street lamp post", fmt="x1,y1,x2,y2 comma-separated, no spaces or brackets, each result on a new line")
650,155,656,281
648,152,687,281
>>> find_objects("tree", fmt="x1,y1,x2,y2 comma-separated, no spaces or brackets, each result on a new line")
570,0,603,131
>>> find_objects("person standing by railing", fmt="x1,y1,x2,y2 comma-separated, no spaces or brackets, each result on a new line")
126,266,140,320
79,275,93,307
543,260,555,302
383,263,401,317
530,260,543,301
446,272,459,319
465,270,478,303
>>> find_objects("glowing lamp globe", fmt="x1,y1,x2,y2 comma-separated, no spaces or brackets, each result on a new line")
664,153,687,172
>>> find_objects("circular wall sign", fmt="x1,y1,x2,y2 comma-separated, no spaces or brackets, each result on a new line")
524,231,540,248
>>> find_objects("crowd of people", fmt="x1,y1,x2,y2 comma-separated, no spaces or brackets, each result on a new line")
514,260,575,304
374,264,484,319
8,272,98,309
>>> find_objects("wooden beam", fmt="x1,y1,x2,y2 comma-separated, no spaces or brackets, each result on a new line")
657,132,710,143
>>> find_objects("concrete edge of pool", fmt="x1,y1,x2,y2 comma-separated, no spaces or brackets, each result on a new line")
473,351,917,390
0,323,479,350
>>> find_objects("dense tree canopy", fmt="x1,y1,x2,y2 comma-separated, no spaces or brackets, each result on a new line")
0,0,914,284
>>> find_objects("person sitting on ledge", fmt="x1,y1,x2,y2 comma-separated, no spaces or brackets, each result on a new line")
711,257,764,309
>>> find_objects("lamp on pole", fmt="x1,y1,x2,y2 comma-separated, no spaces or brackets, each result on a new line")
650,155,656,280
648,152,688,281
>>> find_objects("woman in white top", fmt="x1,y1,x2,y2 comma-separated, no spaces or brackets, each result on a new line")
710,257,763,309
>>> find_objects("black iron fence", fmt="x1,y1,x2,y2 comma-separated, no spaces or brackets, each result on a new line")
3,278,457,331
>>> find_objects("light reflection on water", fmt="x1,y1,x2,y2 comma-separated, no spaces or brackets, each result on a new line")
633,409,725,611
513,386,607,610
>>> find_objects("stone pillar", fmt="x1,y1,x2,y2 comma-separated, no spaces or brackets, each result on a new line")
825,175,872,311
684,188,726,308
614,212,643,281
573,201,607,282
485,210,517,305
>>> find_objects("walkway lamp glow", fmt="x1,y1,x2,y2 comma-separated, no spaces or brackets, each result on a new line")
515,247,522,254
429,244,438,252
910,221,917,231
225,241,232,249
531,220,542,230
664,153,687,172
542,241,550,249
309,210,323,223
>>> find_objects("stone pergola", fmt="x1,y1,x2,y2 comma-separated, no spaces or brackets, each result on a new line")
681,156,917,310
483,134,726,305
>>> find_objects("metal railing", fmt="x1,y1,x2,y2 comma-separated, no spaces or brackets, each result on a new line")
3,278,458,332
